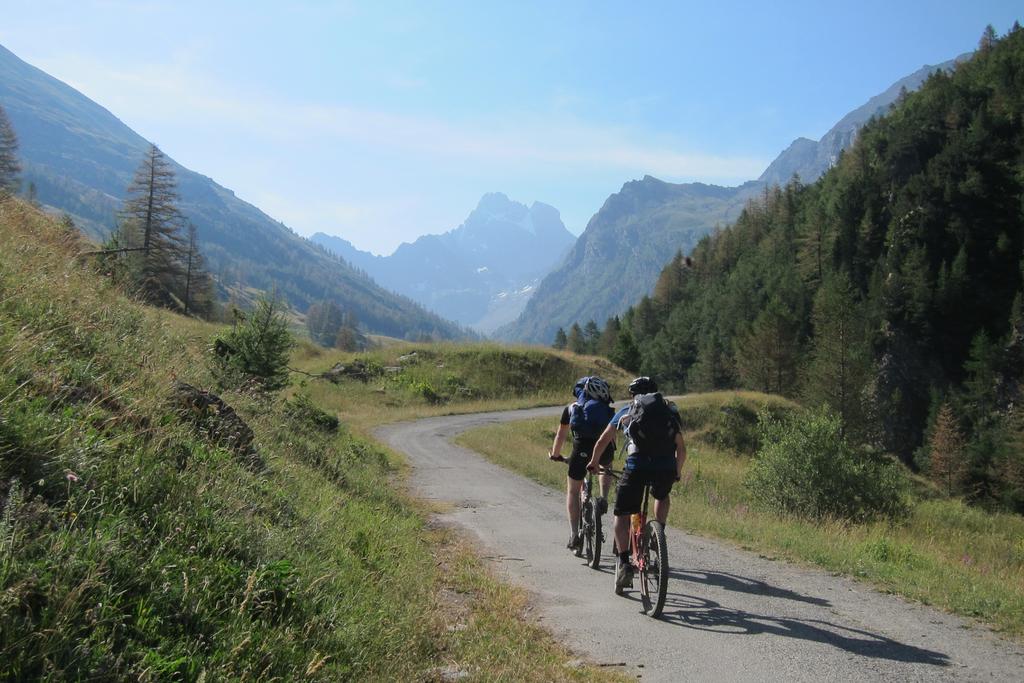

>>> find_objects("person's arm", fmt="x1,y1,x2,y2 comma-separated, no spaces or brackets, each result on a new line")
587,424,616,471
673,430,687,479
550,423,570,460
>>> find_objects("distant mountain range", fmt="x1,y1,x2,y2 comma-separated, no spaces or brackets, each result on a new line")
498,54,969,344
311,193,574,333
0,43,466,340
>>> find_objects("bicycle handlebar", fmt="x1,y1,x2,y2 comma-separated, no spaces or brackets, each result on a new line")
548,453,617,476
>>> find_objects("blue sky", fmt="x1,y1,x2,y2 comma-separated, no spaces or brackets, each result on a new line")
1,1,1020,254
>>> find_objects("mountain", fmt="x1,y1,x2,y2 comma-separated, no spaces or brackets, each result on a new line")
759,54,971,186
496,178,762,343
498,54,968,344
311,192,575,333
0,43,465,340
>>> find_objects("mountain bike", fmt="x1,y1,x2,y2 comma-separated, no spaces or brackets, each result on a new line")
608,470,669,618
551,455,606,569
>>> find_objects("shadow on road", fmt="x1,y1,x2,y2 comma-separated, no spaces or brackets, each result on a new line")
646,592,950,666
670,568,831,606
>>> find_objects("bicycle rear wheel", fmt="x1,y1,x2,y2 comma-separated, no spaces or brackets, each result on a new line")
640,520,669,617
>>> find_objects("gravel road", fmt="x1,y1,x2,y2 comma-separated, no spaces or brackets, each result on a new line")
376,406,1024,682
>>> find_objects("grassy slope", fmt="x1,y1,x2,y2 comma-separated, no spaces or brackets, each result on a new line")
0,197,629,681
455,393,1024,640
289,341,634,434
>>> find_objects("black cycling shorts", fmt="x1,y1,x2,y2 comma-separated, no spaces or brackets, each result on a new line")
613,457,675,515
567,440,614,481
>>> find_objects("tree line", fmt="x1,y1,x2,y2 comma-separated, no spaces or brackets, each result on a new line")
557,25,1024,513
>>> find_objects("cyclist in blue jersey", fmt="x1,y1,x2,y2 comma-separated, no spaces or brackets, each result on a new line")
587,376,686,590
549,376,615,551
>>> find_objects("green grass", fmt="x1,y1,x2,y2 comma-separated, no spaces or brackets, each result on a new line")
0,197,628,681
455,396,1024,641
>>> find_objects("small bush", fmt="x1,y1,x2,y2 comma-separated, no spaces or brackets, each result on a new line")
284,393,340,433
746,407,909,522
212,296,294,392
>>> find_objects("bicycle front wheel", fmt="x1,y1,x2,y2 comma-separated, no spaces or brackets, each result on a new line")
640,520,669,617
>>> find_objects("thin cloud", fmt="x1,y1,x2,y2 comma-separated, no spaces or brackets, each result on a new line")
43,53,767,183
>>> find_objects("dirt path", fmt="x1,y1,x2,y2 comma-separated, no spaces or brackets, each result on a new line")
376,406,1024,682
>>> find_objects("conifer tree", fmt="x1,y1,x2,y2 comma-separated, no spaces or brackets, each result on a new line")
734,301,800,395
214,295,294,392
306,300,345,347
653,251,688,316
610,328,641,373
566,322,587,355
552,327,567,350
582,320,601,354
597,316,620,356
182,222,215,318
119,144,187,305
929,403,968,496
689,330,731,391
0,104,20,194
802,273,872,437
334,311,363,351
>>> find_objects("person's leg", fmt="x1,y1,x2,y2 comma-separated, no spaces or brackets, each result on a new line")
653,496,670,525
566,477,584,540
598,473,612,511
652,469,675,525
613,513,630,553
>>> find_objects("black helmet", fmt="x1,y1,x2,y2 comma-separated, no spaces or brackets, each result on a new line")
628,376,657,395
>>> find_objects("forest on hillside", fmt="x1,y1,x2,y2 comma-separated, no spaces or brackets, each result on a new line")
563,25,1024,513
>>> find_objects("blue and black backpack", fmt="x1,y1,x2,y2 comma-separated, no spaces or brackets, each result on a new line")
568,377,613,440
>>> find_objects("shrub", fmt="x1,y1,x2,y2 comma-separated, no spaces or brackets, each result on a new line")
284,393,340,433
703,399,761,455
697,398,793,456
212,296,294,392
746,407,909,522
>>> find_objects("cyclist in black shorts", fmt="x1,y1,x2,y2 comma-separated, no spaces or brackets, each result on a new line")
549,376,615,551
587,376,686,588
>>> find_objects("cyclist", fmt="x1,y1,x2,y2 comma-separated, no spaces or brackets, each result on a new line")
548,376,615,551
587,376,686,590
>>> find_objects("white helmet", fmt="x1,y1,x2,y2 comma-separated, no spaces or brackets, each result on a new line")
583,376,611,403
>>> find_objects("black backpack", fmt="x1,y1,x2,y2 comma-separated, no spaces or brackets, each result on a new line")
626,392,679,454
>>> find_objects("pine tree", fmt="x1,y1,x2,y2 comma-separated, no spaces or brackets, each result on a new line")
610,328,641,373
632,296,661,341
306,300,345,347
653,251,688,316
119,145,187,305
217,296,294,391
582,320,600,354
182,222,215,318
552,327,568,350
802,273,872,438
734,300,800,395
597,316,620,356
566,322,587,354
0,104,20,194
929,403,968,496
